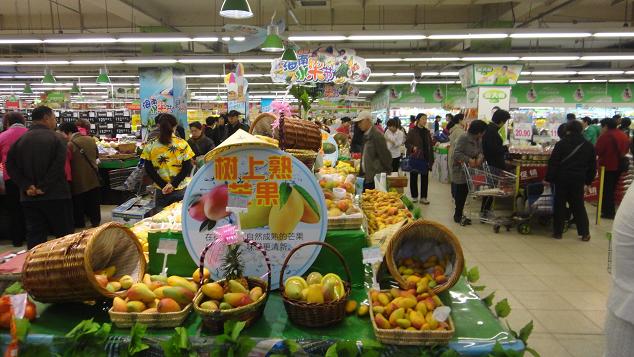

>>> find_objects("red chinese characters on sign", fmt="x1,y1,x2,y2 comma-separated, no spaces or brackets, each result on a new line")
518,166,547,183
215,157,238,181
255,182,279,206
269,155,293,180
243,156,266,181
228,182,252,195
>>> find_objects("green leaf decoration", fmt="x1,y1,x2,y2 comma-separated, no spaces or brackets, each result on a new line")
161,327,196,357
14,318,30,342
505,321,518,339
61,319,111,357
519,320,534,343
324,344,338,357
285,339,300,354
467,267,480,283
525,347,542,357
495,298,512,318
491,341,506,356
19,344,52,357
279,182,292,207
236,336,256,357
439,349,461,357
293,184,320,220
483,291,495,307
122,322,149,357
4,282,24,295
412,206,422,219
230,320,247,341
472,285,486,292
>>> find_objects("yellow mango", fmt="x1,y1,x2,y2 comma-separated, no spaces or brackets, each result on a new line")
357,304,369,317
167,276,197,294
127,283,156,303
202,282,224,300
119,275,134,290
269,187,304,235
112,296,127,312
162,286,195,305
389,308,405,327
374,313,391,329
345,300,358,314
157,298,181,313
306,285,324,304
249,286,264,302
126,301,146,313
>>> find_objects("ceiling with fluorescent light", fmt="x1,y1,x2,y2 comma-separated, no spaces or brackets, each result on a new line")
1,0,634,101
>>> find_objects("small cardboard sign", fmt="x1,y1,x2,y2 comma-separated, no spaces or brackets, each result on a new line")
157,239,178,255
362,246,383,264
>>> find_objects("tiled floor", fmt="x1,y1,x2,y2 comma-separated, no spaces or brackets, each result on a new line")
416,178,611,357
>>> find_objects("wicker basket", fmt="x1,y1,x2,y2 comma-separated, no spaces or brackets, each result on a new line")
328,215,364,230
279,241,352,328
22,222,146,303
368,290,455,345
285,149,318,169
385,220,464,294
193,238,271,333
276,116,322,152
249,113,276,137
108,303,192,328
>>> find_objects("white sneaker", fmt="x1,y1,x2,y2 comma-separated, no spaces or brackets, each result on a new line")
420,198,430,205
412,197,419,203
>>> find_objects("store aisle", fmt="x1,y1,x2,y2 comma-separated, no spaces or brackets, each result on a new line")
418,178,610,357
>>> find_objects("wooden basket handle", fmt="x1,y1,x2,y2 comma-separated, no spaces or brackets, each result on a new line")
279,241,352,293
197,238,272,295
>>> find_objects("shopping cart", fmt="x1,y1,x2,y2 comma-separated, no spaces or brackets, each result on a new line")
463,163,517,233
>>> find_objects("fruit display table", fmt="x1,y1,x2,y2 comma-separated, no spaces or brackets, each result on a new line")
0,277,523,356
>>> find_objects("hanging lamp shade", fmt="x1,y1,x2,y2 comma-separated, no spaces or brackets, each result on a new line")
70,82,81,94
42,68,56,84
261,25,284,52
219,0,253,19
281,45,297,61
96,67,111,84
23,83,33,94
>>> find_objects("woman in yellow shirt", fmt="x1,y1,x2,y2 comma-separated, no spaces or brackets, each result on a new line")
141,113,195,209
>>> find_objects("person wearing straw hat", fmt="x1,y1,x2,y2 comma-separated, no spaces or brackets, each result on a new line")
353,111,392,191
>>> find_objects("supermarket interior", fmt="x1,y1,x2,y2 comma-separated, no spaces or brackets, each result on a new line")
1,0,634,356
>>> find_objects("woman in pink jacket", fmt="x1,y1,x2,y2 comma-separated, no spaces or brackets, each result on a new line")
0,113,28,246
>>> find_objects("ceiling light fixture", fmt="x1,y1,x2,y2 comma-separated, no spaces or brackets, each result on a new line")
419,72,440,76
531,80,570,83
462,56,520,61
347,35,426,41
593,32,634,37
570,79,608,83
123,59,177,64
70,60,124,65
233,58,275,63
577,70,624,75
510,32,591,38
18,60,70,65
42,68,56,84
427,33,507,39
233,37,246,42
609,78,634,82
261,25,284,52
439,72,460,76
520,56,581,61
44,37,117,44
395,73,415,76
192,37,219,42
117,37,191,43
178,58,230,63
219,0,254,19
365,58,403,62
96,67,111,84
70,82,81,94
287,35,347,41
0,39,42,44
403,57,461,62
530,71,577,75
281,45,298,61
581,55,634,60
369,73,395,77
22,83,33,94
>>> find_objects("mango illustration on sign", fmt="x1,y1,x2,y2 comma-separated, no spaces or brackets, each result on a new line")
482,89,508,103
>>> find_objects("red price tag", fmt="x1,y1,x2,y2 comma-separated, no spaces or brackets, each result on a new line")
513,123,533,140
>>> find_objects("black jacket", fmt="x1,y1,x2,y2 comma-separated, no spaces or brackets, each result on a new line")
187,135,215,157
6,124,71,202
227,122,249,138
547,133,596,185
482,122,507,169
210,125,228,146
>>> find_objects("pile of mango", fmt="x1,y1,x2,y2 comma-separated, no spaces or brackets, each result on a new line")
369,287,450,331
361,190,413,233
198,278,264,311
398,256,450,288
109,271,196,314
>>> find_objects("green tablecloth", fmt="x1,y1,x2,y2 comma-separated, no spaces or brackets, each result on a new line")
307,229,367,288
98,158,139,169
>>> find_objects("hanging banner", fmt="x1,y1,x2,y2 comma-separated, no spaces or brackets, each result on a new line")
271,47,371,84
459,64,523,88
140,67,188,137
511,83,634,104
182,144,328,289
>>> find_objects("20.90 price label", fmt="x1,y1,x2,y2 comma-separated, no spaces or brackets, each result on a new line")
513,123,533,141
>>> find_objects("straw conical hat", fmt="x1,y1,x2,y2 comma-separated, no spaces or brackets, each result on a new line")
203,129,278,162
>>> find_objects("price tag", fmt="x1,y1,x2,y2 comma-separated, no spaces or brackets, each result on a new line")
362,246,383,264
548,123,560,139
89,112,95,118
157,238,178,255
513,123,533,141
107,111,113,117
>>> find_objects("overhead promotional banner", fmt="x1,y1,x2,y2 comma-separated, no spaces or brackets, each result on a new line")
459,64,523,88
140,67,188,138
271,47,371,84
511,83,634,104
383,84,467,109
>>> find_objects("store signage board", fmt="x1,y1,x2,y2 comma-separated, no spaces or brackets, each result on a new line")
271,47,371,84
182,144,328,290
139,67,188,139
459,64,523,88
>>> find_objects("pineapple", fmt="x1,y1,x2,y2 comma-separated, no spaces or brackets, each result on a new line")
221,244,249,292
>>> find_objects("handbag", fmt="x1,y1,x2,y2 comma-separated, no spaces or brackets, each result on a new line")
71,140,104,186
610,135,630,173
401,151,428,173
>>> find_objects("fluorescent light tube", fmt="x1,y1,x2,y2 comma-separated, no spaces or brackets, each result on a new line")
520,56,581,61
462,56,519,61
403,57,461,62
288,36,347,41
365,58,403,62
123,59,177,64
577,70,624,75
178,58,230,63
428,34,507,40
70,60,124,64
530,71,577,75
348,35,425,41
511,33,591,38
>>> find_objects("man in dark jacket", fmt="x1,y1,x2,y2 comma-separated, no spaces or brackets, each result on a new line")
6,106,74,249
481,109,511,215
188,121,215,158
354,111,392,190
547,120,596,241
226,110,249,138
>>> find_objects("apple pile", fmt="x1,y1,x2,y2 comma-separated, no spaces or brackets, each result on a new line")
369,287,450,331
397,256,450,289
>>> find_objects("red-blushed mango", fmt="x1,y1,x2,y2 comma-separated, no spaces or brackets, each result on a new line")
157,298,181,313
162,286,194,305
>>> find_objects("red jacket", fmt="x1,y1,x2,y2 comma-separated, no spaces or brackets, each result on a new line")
596,129,630,171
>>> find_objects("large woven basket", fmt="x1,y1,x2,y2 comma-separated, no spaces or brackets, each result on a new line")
285,149,318,170
249,113,276,137
276,116,322,152
193,238,271,334
22,222,146,303
368,290,455,345
280,241,352,328
108,303,192,328
385,220,464,294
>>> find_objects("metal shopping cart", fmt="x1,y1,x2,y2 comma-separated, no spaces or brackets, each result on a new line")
463,163,517,233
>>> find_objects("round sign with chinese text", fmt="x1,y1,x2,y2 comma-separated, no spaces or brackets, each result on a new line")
182,145,327,289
